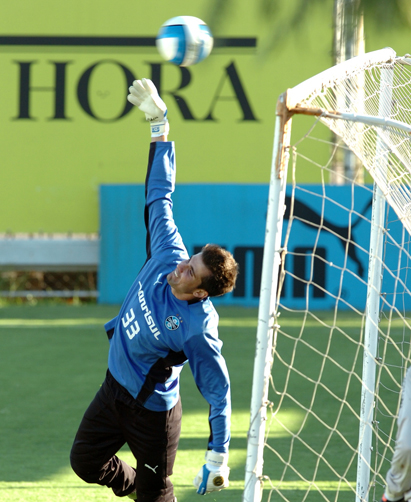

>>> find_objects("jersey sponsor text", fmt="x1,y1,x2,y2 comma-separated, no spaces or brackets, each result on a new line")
138,281,161,340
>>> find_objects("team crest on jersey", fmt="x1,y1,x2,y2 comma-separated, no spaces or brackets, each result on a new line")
165,315,181,330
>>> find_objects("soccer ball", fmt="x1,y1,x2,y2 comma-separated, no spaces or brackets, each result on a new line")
156,16,213,67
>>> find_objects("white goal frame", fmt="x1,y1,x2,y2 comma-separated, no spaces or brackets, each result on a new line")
243,47,411,502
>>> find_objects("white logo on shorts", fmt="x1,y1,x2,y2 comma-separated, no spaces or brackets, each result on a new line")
145,464,158,474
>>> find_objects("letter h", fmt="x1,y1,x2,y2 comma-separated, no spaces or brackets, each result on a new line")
14,61,71,120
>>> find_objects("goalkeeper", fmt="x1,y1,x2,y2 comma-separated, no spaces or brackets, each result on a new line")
381,367,411,502
70,79,238,502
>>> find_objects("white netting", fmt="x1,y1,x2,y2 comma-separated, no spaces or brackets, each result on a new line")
261,126,411,502
288,48,411,234
245,49,411,502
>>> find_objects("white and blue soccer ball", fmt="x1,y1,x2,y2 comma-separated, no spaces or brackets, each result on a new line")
156,16,213,67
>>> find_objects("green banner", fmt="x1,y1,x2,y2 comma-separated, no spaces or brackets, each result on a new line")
0,0,407,232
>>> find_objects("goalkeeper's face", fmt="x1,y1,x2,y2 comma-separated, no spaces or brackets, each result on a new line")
167,253,211,300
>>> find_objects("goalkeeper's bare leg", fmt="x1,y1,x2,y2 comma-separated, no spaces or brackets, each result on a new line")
382,367,411,502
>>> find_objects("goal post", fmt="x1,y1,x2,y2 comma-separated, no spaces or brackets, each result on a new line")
243,93,293,502
356,61,394,502
244,48,411,502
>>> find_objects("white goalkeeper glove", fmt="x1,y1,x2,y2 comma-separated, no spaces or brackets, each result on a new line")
193,450,230,495
127,78,169,137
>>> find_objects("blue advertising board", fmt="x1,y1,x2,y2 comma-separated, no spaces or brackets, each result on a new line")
99,184,411,311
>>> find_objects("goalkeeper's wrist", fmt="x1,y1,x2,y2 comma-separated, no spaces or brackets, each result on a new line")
205,450,229,468
150,120,169,138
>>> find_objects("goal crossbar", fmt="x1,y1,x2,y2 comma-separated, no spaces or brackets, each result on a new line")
289,107,411,136
286,47,396,110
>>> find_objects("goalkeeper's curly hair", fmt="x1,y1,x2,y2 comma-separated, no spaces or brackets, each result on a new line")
199,244,239,298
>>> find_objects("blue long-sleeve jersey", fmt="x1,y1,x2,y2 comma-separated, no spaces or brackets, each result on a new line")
105,141,231,453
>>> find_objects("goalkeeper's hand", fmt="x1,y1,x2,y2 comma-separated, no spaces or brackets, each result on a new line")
127,78,169,137
193,450,230,495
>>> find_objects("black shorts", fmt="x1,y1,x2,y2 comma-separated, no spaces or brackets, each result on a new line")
70,370,181,502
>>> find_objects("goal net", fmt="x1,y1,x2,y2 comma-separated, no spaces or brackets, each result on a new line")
244,48,411,502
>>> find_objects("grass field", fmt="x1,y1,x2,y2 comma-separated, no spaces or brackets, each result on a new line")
0,304,258,502
0,303,395,502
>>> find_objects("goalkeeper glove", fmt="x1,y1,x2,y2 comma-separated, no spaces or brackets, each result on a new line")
127,78,169,137
193,450,230,495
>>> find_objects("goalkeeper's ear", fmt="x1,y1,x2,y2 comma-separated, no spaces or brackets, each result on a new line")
193,288,208,300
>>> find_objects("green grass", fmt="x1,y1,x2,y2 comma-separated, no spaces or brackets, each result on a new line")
0,304,257,502
0,304,397,501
